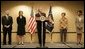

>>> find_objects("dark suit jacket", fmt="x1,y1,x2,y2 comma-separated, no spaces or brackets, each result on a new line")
2,16,13,30
35,12,46,24
35,12,48,33
17,16,26,26
17,16,26,34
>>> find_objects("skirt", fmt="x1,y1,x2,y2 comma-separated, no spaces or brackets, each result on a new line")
17,26,25,36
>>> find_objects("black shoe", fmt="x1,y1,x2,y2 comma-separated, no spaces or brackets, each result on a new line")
9,44,12,45
79,42,82,45
80,43,82,45
8,43,11,45
77,43,79,45
21,43,24,45
39,46,48,48
21,42,24,45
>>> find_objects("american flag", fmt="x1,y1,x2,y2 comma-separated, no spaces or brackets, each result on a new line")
28,7,36,34
46,6,54,32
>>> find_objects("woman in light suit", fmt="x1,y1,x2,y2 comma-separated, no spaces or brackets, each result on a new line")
75,10,84,45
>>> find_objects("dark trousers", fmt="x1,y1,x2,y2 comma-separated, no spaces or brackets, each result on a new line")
3,28,12,45
60,28,67,43
37,30,46,47
37,22,46,47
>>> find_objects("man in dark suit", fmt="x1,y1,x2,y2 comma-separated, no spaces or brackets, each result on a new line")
2,11,13,45
35,9,48,48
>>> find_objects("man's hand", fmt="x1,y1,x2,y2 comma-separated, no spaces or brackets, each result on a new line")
77,27,82,30
4,25,7,28
4,25,10,28
7,25,10,28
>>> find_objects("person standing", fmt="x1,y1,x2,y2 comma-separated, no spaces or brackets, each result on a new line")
35,9,48,48
75,10,84,45
2,10,13,45
17,11,26,45
59,12,68,43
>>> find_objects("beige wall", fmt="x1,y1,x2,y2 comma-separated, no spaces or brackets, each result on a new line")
1,1,84,43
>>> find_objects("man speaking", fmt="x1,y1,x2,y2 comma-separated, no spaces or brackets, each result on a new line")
35,9,48,48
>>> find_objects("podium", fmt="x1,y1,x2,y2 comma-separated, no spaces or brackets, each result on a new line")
36,16,48,48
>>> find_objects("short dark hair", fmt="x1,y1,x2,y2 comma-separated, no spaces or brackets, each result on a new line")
61,12,66,16
77,10,82,13
19,11,23,14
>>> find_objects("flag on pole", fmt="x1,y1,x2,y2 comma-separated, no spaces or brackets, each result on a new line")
28,7,36,34
46,6,54,32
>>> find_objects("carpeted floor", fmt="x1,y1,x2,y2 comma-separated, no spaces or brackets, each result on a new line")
1,42,84,48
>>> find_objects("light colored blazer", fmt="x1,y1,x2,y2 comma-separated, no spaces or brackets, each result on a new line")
75,15,84,28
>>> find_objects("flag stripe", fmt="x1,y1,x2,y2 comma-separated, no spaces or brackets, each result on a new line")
28,17,36,34
28,17,33,28
28,7,36,34
29,18,35,30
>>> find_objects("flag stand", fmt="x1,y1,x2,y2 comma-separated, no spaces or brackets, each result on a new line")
49,32,53,43
30,34,33,43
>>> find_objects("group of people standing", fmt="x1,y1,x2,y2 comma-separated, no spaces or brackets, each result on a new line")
59,10,84,45
1,9,84,48
2,11,26,45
